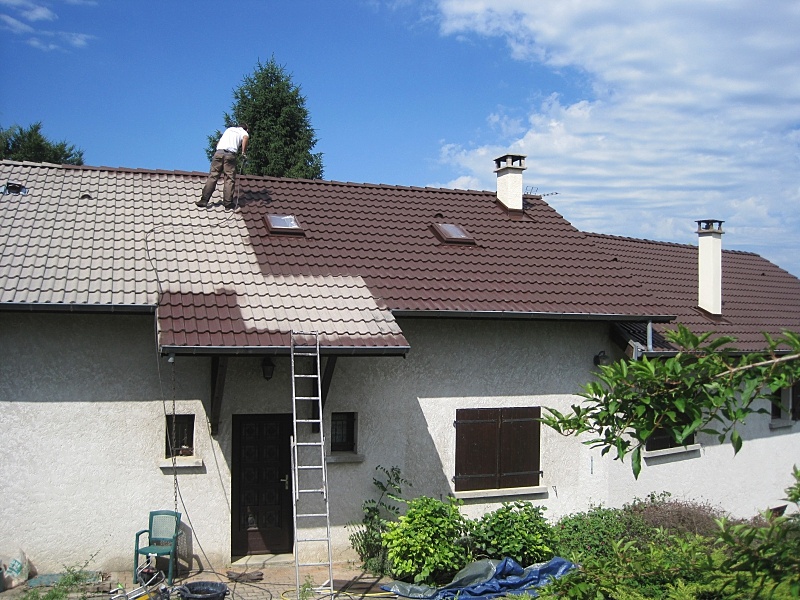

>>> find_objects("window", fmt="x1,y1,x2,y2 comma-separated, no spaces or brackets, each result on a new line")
454,407,541,492
431,223,475,244
771,381,800,422
331,412,357,452
165,414,195,458
265,213,304,235
645,427,695,452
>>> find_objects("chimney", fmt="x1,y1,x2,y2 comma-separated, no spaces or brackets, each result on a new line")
494,154,527,211
696,219,724,315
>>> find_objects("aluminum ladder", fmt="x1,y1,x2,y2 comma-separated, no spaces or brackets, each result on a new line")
290,331,334,599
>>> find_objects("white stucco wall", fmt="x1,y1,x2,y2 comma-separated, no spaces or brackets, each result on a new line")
2,312,798,574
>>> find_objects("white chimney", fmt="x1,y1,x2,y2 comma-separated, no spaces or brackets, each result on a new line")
696,219,724,315
494,154,527,211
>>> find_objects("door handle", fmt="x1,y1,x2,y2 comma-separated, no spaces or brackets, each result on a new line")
280,475,289,490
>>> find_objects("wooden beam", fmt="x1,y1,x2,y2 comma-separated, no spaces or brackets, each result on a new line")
209,356,228,435
320,355,338,410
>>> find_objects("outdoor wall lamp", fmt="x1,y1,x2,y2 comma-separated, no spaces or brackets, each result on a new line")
593,350,613,367
261,357,275,380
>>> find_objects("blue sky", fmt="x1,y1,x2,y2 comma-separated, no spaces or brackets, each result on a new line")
2,0,800,277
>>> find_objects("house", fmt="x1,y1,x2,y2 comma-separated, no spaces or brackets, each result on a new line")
1,155,799,575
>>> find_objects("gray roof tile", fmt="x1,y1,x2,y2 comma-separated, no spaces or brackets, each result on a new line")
2,160,799,353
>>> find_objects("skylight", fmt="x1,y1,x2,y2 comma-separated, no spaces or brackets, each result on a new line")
432,223,475,244
265,213,304,235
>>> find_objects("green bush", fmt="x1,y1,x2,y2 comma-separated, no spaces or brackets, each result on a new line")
552,504,660,562
469,501,555,565
383,496,471,584
536,534,732,600
346,465,411,575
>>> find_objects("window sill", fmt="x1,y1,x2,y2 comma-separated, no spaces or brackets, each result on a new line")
642,443,701,458
769,418,795,430
454,485,548,500
159,457,204,470
326,453,365,464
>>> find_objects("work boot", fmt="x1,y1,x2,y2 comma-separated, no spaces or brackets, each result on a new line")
196,199,208,207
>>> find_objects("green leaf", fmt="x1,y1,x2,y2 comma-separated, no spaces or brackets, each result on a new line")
731,429,743,454
631,446,642,479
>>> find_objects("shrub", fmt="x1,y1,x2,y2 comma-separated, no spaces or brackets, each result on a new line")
627,492,728,539
346,465,411,575
469,501,555,565
383,495,471,584
552,504,660,562
536,534,727,600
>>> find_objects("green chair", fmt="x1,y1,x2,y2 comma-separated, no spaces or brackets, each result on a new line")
134,510,182,585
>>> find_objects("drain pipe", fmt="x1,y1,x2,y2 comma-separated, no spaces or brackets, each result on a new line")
647,321,653,352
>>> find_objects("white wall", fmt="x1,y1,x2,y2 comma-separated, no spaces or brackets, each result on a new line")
2,312,798,574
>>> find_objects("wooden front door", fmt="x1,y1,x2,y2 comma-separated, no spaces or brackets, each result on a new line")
232,414,293,555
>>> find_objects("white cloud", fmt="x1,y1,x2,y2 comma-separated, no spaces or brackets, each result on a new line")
0,0,56,21
431,0,800,276
1,0,94,50
0,13,33,33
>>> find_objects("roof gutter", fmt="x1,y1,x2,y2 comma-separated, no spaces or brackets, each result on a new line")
0,303,155,314
392,309,676,323
159,344,410,357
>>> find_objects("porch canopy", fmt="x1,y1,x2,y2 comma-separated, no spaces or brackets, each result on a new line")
157,273,409,356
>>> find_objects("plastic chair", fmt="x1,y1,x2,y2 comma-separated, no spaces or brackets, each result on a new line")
134,510,182,585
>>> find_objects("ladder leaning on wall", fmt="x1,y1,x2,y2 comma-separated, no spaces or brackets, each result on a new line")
289,330,334,599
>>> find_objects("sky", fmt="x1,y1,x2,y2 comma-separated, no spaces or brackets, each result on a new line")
2,0,800,277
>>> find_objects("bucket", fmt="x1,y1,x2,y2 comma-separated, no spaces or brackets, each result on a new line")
176,582,229,600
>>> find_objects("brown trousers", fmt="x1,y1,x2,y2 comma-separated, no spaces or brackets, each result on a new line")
201,151,237,204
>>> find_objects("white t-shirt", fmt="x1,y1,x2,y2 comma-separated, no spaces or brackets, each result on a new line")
216,127,248,153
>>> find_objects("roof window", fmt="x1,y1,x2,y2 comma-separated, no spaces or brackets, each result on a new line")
431,223,475,245
265,213,305,235
2,180,28,195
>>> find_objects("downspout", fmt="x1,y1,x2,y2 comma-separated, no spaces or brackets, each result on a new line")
647,321,653,352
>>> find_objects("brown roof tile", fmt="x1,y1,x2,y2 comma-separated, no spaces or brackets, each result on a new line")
2,160,799,354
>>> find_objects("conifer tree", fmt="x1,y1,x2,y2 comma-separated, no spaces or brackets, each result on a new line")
1,122,84,165
207,57,323,179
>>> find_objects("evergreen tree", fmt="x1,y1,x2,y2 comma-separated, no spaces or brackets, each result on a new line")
207,57,323,179
1,122,84,165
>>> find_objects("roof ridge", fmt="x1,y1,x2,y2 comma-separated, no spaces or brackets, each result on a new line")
586,230,758,256
0,159,208,177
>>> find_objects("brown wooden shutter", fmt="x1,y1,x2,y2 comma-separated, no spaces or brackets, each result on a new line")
454,407,541,491
455,408,500,491
499,406,541,488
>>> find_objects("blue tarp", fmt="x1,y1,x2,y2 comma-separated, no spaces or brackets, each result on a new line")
381,557,576,599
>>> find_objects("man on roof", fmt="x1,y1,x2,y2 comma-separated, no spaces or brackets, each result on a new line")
196,123,249,209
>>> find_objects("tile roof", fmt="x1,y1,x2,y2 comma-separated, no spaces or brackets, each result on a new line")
589,233,800,352
1,159,799,354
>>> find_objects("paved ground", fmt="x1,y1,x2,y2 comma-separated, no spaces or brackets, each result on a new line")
1,557,394,600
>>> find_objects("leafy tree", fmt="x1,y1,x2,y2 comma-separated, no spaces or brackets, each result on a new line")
207,57,323,179
541,324,800,478
1,122,84,165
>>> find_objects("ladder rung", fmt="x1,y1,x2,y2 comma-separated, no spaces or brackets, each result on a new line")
295,374,318,378
295,396,320,401
296,441,322,446
298,488,325,493
297,537,330,543
298,561,332,567
297,513,328,518
296,419,321,424
297,465,323,470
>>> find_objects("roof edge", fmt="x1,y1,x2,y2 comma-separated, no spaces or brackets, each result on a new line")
392,309,675,323
159,345,410,357
0,303,155,314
